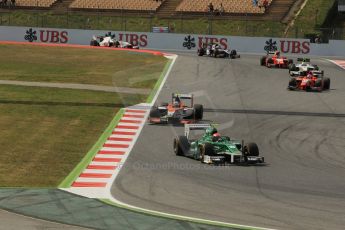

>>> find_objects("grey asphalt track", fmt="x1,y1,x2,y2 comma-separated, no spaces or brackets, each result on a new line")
111,54,345,230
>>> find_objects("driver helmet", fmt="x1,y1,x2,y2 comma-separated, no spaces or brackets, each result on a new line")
212,132,221,142
307,71,313,78
173,96,181,107
212,132,220,137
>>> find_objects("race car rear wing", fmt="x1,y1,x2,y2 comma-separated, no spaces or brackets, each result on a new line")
172,93,193,99
267,51,277,55
297,58,310,62
185,123,211,138
172,93,194,106
290,69,324,76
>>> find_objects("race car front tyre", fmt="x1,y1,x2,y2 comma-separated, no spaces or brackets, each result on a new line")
160,102,169,106
267,58,274,68
288,78,297,89
214,49,219,58
230,50,237,59
260,56,266,66
244,142,259,156
323,77,330,90
200,143,215,162
149,108,161,122
174,136,190,156
193,104,203,120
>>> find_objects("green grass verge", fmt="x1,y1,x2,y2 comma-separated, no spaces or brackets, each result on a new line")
212,20,285,37
287,0,336,38
58,108,124,188
0,44,167,88
146,59,172,104
0,43,167,187
0,85,147,187
59,55,173,187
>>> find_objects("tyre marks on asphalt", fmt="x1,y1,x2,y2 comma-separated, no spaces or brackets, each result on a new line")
329,60,345,70
69,108,148,192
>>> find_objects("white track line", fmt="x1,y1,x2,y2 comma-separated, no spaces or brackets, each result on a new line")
74,178,111,183
88,162,119,166
329,59,345,70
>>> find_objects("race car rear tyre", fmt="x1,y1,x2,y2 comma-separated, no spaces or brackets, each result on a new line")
244,142,259,156
288,59,293,65
289,64,297,71
197,49,205,56
200,143,215,162
260,56,266,66
174,136,190,156
323,77,330,90
214,49,219,58
193,104,203,120
90,40,99,46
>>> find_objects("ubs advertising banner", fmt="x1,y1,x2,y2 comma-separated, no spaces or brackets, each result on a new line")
1,26,344,57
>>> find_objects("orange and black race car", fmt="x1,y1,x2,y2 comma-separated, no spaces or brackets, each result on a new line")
260,51,293,68
148,93,203,124
288,71,330,92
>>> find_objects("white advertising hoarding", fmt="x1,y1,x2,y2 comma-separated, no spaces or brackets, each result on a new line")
0,26,344,57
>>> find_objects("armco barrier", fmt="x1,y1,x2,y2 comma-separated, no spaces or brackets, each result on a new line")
1,26,345,57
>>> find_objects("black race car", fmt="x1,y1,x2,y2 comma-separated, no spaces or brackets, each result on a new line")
197,42,240,59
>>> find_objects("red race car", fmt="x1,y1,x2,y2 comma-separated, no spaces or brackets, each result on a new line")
260,51,293,68
288,71,330,92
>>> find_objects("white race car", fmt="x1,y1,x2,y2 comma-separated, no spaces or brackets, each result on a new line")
115,40,139,49
90,35,139,49
289,58,324,76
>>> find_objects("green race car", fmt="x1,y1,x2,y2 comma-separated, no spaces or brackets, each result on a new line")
174,124,264,165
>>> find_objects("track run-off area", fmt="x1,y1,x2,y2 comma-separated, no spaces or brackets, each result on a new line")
110,53,345,230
